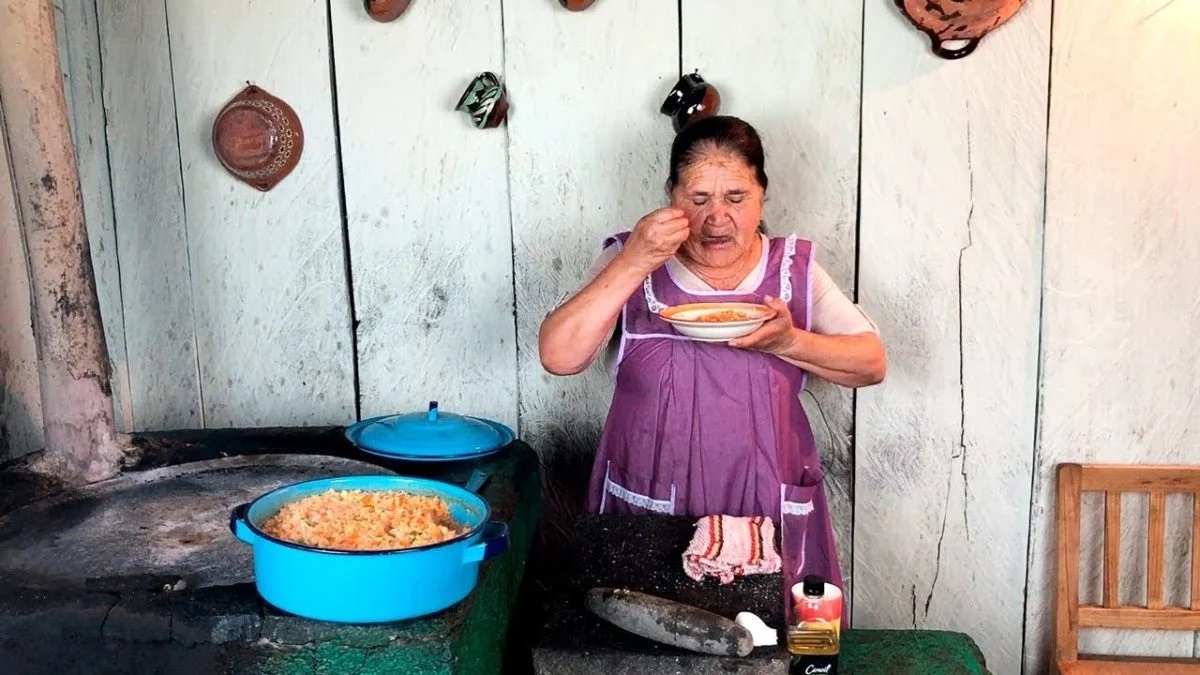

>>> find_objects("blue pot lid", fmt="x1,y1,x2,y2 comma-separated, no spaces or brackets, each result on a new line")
344,401,514,461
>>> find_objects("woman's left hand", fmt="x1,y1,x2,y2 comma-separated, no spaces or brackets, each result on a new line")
727,296,798,356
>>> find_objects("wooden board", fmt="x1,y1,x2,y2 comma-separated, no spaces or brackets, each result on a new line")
163,0,355,427
57,0,129,432
330,2,516,428
854,1,1050,672
504,0,678,527
1024,1,1200,670
0,108,45,460
680,0,863,618
96,0,200,430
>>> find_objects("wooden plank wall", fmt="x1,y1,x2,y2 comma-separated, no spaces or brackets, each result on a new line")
855,2,1050,673
680,0,863,618
95,0,199,430
162,1,355,427
1023,0,1200,670
330,1,517,429
8,2,1198,672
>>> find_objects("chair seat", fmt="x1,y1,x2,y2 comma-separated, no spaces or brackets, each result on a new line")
1059,657,1200,674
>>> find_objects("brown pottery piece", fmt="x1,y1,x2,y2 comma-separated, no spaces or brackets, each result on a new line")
366,0,412,22
456,72,508,129
211,84,304,192
559,0,597,10
894,0,1026,59
660,72,721,134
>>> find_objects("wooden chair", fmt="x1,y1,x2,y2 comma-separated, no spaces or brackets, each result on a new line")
1055,463,1200,674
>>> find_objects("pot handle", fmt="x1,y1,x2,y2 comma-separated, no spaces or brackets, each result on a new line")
229,502,258,545
463,521,509,564
931,36,979,60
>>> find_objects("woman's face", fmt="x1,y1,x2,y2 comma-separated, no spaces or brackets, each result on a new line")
669,147,764,270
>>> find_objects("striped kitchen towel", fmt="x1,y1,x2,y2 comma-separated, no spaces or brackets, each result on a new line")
682,515,782,584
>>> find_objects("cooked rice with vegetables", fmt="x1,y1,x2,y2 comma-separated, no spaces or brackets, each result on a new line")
261,489,467,551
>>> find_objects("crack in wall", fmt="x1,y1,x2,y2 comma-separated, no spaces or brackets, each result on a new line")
910,584,918,629
957,103,975,542
923,101,977,622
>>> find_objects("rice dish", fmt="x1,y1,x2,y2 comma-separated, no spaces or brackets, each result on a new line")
261,489,467,551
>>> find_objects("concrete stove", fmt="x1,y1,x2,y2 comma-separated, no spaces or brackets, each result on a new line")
0,428,540,675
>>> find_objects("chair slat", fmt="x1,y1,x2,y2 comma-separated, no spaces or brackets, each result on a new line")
1103,492,1121,608
1148,491,1166,609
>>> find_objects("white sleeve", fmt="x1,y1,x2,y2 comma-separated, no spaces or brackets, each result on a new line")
808,262,879,336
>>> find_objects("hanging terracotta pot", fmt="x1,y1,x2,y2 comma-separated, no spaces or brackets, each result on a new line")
456,72,508,129
211,84,304,192
558,0,597,10
894,0,1026,60
365,0,412,22
660,72,721,134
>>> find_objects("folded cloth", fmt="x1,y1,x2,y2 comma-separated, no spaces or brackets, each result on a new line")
682,514,782,584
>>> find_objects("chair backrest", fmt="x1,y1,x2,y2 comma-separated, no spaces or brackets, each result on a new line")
1055,463,1200,665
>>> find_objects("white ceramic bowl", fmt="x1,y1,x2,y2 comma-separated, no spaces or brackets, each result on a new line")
658,302,776,342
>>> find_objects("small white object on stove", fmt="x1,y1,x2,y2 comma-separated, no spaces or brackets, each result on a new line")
734,611,778,647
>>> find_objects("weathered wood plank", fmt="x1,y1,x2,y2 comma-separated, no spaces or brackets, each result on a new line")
680,0,863,618
57,0,129,433
1025,2,1200,668
330,2,515,428
96,0,200,430
0,109,46,461
164,0,354,427
504,0,677,533
854,1,1050,672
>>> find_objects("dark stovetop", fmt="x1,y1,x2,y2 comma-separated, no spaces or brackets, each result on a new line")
534,514,787,659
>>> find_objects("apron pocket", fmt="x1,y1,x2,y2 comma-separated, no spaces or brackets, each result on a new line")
600,460,677,515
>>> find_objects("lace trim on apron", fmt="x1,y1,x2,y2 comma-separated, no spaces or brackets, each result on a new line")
601,461,676,514
780,234,797,302
643,275,667,314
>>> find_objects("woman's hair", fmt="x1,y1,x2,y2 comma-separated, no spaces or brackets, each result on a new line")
666,115,769,192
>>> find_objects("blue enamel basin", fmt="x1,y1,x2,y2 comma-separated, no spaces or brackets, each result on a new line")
229,474,509,623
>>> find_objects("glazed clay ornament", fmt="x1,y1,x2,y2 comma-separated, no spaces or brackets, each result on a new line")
456,72,509,129
894,0,1026,59
366,0,412,22
559,0,597,10
211,84,304,192
660,71,721,133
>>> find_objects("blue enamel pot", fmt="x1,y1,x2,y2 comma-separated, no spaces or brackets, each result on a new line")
229,472,509,623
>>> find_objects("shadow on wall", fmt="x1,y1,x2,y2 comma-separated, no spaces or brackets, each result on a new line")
0,383,42,462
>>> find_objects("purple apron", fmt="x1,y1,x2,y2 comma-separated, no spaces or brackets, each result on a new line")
584,231,845,629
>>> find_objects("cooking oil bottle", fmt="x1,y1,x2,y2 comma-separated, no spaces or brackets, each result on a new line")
787,575,841,674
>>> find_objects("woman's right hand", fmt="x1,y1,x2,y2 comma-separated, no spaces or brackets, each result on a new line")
621,207,691,275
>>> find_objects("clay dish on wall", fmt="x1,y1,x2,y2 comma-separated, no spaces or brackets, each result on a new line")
211,84,304,192
366,0,413,22
894,0,1026,59
660,72,721,134
456,72,509,129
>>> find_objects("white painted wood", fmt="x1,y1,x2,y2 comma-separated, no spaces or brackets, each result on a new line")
681,0,863,618
330,2,515,429
504,0,678,520
164,0,354,427
1023,1,1200,670
855,1,1050,672
96,0,200,430
0,111,46,460
57,0,131,433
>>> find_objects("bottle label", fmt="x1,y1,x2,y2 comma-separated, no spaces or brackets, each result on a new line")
790,654,838,675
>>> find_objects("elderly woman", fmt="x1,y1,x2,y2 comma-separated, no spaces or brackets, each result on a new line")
538,116,885,600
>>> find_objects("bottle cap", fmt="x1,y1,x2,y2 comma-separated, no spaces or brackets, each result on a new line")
802,575,825,597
